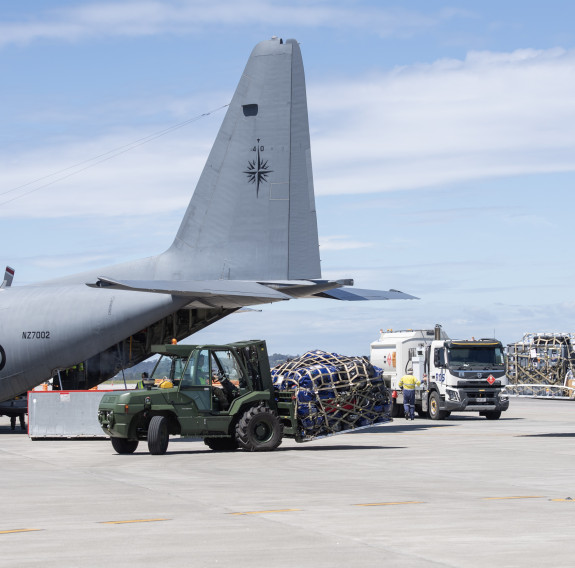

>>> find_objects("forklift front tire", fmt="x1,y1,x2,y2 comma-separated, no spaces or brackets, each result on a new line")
235,405,283,452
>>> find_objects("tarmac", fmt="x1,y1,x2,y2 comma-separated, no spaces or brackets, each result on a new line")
1,397,574,567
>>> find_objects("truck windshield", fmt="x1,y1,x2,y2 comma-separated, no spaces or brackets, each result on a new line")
446,345,505,370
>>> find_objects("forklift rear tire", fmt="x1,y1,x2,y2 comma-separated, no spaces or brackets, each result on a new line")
204,437,239,451
148,415,169,455
111,437,139,454
236,405,283,452
428,391,447,420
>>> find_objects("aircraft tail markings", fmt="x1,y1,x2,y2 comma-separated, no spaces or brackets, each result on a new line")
1,266,14,288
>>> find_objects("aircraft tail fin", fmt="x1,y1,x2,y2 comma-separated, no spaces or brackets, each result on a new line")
160,38,321,282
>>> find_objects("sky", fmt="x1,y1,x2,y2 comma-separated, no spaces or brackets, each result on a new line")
2,0,575,357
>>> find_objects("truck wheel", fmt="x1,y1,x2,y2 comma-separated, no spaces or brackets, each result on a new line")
235,405,283,451
147,415,169,455
204,437,239,451
484,410,501,420
428,391,446,420
111,437,139,454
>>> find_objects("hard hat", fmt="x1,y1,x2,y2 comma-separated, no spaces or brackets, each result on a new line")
159,380,174,389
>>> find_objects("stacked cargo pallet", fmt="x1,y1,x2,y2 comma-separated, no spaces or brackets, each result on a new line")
271,350,392,441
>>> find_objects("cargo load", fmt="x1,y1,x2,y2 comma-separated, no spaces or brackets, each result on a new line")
272,350,392,441
506,332,575,398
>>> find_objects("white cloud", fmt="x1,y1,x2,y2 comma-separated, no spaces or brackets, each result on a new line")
0,1,468,47
319,235,373,251
186,296,575,356
0,128,210,218
309,47,575,194
3,46,575,220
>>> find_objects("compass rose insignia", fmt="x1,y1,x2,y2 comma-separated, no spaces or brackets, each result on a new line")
244,139,273,196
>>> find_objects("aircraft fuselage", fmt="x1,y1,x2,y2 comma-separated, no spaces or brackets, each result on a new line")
0,285,189,399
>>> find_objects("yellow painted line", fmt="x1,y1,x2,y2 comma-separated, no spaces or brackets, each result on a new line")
0,529,43,534
228,508,301,516
100,518,170,525
482,496,544,501
550,498,575,502
355,501,424,507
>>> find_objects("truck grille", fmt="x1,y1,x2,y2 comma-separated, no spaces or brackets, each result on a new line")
457,380,501,388
464,390,498,403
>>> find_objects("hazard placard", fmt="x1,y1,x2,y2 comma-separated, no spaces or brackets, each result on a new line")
487,375,496,385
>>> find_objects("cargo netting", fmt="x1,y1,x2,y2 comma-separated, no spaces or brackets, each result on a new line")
272,350,392,441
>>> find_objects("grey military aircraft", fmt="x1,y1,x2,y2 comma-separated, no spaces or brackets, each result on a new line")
0,37,416,403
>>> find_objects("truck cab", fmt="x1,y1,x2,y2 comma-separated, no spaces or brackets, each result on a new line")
370,327,509,420
424,338,509,419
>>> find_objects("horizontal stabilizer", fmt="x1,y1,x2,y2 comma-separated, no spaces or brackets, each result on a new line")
314,287,418,301
90,277,291,301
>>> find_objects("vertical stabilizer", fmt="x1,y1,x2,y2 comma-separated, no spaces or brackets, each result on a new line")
162,38,321,281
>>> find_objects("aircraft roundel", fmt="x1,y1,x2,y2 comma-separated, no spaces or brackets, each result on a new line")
0,345,5,371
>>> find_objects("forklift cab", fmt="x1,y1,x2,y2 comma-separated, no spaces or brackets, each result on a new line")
149,346,249,412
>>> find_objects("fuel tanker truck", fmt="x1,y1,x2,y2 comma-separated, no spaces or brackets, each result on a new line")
370,325,509,420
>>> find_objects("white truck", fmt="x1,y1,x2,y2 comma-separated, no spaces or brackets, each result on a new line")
370,325,509,420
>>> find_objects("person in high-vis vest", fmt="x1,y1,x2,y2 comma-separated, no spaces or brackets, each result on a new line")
136,372,151,389
398,373,420,420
